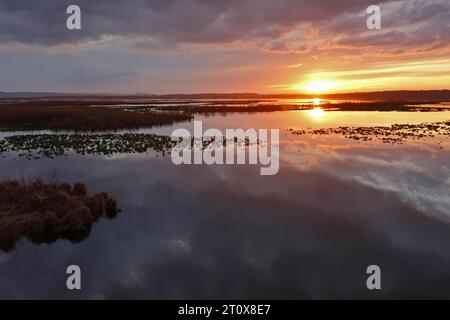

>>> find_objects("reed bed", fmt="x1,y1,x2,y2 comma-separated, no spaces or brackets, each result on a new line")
0,104,192,131
0,179,120,252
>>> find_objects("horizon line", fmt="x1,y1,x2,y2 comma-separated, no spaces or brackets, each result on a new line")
2,89,450,97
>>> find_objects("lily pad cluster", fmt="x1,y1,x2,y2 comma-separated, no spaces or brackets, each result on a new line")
0,133,178,159
289,121,450,144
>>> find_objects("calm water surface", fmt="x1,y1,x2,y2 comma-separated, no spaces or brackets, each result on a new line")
1,109,450,299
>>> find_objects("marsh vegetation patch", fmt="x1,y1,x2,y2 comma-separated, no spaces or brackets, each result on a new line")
289,121,450,144
0,104,192,131
0,133,176,159
0,179,120,252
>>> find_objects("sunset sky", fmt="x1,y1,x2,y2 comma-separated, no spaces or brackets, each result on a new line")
0,0,449,94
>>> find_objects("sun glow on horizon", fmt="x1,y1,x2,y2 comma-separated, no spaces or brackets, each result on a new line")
303,80,337,94
311,98,323,105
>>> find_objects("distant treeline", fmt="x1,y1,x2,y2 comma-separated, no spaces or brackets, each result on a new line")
152,90,450,102
320,90,450,102
1,90,450,102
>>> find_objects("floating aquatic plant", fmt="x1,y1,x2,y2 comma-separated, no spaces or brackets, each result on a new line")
289,120,450,144
0,133,178,159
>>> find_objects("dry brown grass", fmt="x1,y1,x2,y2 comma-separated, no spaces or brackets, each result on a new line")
0,104,192,131
0,179,120,252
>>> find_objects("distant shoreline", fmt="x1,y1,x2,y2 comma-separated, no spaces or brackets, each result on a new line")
1,90,450,102
0,99,449,132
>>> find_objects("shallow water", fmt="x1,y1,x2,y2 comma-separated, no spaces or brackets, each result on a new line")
1,108,450,299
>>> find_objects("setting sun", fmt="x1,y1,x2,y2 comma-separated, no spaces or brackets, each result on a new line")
304,80,337,94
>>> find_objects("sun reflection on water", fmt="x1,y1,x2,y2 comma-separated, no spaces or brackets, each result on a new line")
309,107,326,120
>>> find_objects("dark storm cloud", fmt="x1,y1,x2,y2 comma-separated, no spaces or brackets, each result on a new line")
0,0,380,45
326,0,450,51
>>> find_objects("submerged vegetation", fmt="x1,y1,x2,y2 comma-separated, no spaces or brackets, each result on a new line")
289,120,450,144
0,179,120,252
0,133,177,159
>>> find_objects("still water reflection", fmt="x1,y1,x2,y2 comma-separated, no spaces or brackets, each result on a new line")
1,110,450,299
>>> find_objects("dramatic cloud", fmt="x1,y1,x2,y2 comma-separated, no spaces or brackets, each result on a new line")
0,0,379,45
0,0,449,93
